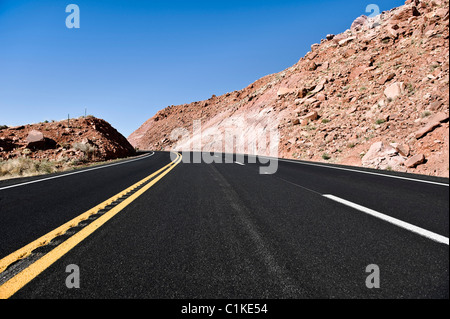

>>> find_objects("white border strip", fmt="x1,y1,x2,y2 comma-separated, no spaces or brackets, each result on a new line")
254,155,449,187
324,194,449,245
0,152,155,191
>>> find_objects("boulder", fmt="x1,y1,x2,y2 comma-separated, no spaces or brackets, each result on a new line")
391,5,421,23
351,15,368,31
301,111,319,121
25,130,57,151
307,61,318,71
311,43,320,51
391,143,410,157
26,130,44,143
428,100,443,111
384,82,405,100
297,88,309,98
405,154,425,168
338,36,356,46
362,141,407,171
277,87,295,97
378,72,396,85
427,112,449,124
415,122,441,139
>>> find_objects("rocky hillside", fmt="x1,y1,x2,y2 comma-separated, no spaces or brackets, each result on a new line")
129,0,449,177
0,117,135,164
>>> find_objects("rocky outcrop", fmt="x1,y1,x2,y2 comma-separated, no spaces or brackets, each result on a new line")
361,142,407,171
0,117,135,163
129,0,449,177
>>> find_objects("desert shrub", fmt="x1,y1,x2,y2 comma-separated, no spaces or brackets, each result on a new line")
73,142,96,154
421,111,431,118
72,142,98,162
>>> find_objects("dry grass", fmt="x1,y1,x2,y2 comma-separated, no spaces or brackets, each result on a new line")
0,157,59,179
72,142,97,161
0,154,138,181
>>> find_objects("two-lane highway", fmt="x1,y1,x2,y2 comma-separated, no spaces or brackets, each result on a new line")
0,151,448,299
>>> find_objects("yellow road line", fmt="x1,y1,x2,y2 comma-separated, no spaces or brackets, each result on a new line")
0,153,179,274
0,152,182,299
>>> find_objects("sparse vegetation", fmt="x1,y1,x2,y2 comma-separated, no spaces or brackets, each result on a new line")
0,155,133,181
322,153,331,160
376,119,386,125
72,142,97,161
0,158,58,178
430,64,440,72
322,119,330,124
421,111,432,118
406,83,415,95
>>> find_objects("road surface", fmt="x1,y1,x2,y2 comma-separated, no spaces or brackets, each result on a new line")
0,151,448,299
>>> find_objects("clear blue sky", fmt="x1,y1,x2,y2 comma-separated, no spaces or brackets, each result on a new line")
0,0,404,137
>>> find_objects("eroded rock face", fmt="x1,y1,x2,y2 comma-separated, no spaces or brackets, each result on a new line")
0,117,135,162
129,0,449,177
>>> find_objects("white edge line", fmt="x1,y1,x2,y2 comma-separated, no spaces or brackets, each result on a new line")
235,162,245,166
252,155,449,187
324,194,449,245
0,152,155,191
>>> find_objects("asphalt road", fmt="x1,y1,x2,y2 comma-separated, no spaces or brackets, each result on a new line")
0,151,448,299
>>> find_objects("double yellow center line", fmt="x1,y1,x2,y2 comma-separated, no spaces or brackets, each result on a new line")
0,152,182,299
